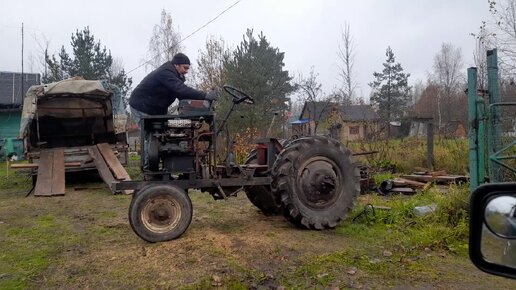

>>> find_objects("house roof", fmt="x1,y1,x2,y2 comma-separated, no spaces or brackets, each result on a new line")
340,105,379,121
300,101,336,121
300,101,379,122
0,71,41,108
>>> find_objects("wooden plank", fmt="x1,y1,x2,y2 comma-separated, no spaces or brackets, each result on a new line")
34,150,54,196
431,170,448,176
10,162,81,169
390,187,416,194
423,181,433,191
96,143,131,181
393,178,427,188
50,149,65,196
88,146,116,193
401,174,469,184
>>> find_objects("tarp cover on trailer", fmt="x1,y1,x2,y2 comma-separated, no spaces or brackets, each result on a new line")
19,78,127,138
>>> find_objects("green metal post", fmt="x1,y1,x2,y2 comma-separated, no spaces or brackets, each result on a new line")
476,97,486,184
468,67,479,191
487,49,502,182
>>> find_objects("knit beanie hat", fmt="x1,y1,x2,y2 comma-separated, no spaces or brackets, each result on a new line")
171,53,190,65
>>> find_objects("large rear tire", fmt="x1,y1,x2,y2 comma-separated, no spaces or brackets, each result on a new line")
243,150,281,215
271,136,360,229
129,185,192,242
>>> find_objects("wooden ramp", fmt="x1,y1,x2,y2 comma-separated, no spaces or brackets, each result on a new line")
34,149,66,197
89,143,131,194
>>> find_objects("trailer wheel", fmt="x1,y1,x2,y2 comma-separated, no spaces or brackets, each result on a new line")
243,150,281,215
129,185,192,242
271,136,360,229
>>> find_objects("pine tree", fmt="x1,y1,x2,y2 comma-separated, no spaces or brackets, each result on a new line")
369,46,411,136
222,29,294,135
43,27,132,98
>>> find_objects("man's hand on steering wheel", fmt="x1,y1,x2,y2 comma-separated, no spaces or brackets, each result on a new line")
205,88,219,101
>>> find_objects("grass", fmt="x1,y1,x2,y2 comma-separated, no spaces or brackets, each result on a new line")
348,137,469,174
0,147,515,289
342,184,470,255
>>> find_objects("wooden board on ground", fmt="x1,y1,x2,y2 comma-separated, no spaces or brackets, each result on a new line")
400,174,469,184
96,143,131,181
390,187,416,194
34,149,65,196
393,178,427,188
88,146,116,193
51,149,65,195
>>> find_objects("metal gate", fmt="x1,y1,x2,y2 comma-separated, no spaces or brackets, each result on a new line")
468,49,516,191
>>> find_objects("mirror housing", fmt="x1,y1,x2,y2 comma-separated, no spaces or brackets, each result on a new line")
470,182,516,279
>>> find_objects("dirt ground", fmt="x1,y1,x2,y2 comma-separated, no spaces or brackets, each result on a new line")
1,170,515,289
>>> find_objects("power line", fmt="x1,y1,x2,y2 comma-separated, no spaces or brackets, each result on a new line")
126,0,242,76
0,23,42,32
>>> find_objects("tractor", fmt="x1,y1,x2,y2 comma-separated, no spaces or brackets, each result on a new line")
116,85,360,242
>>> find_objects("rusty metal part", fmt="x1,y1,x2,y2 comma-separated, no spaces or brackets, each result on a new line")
141,195,182,234
298,156,340,209
116,176,271,192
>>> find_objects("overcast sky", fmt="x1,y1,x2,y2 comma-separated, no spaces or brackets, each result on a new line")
0,0,493,101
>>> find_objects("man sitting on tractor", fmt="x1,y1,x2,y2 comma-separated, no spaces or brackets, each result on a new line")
129,53,218,170
129,52,217,127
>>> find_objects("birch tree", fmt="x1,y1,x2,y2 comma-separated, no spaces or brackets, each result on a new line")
146,9,183,70
336,23,357,105
431,43,464,131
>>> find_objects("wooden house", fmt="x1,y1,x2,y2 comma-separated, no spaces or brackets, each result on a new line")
297,101,380,141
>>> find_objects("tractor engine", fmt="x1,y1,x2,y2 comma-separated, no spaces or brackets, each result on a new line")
144,105,214,177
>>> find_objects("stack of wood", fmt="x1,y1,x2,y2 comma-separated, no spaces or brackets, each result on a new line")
9,143,132,196
400,170,469,185
379,169,469,195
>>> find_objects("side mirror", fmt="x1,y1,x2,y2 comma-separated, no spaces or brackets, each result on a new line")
469,182,516,279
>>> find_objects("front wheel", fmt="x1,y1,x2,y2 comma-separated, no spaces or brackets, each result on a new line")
129,185,192,242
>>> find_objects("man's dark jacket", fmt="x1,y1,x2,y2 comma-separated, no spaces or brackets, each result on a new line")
129,62,206,115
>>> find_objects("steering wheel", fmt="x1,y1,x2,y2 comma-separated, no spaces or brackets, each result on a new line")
223,85,255,105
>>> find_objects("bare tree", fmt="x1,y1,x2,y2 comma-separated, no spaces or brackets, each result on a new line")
194,36,231,91
296,67,334,135
471,22,496,90
110,57,125,77
31,33,51,76
431,43,464,132
336,23,357,105
146,9,183,70
488,0,516,74
411,79,425,107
